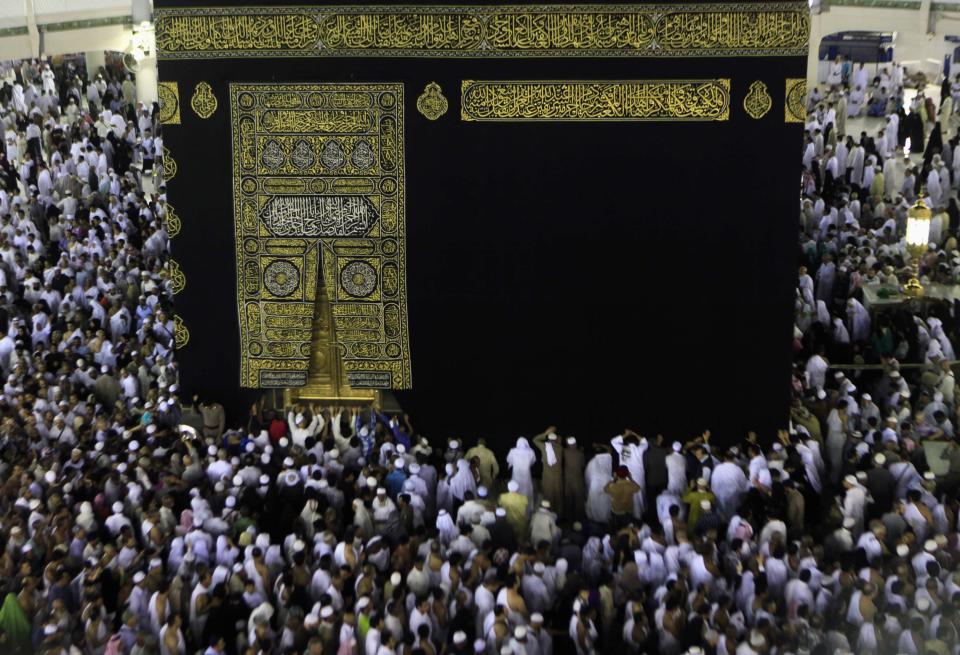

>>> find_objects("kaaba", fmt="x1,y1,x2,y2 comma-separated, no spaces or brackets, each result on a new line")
156,0,809,447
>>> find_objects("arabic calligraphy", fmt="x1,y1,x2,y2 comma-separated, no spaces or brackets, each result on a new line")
743,80,772,119
155,4,809,59
156,13,320,53
231,83,411,390
461,80,730,121
260,195,379,237
260,110,372,133
157,82,181,124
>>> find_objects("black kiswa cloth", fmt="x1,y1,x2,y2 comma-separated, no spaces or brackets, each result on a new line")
157,0,806,447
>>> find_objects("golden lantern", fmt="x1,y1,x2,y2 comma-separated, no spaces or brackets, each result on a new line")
904,195,932,297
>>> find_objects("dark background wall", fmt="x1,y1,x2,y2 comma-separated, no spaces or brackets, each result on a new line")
160,0,804,448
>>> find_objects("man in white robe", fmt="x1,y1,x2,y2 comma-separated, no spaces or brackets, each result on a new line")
710,454,749,520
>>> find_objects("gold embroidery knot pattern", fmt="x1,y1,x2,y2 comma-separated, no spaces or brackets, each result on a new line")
784,78,806,123
162,146,177,181
158,82,181,124
460,80,730,121
164,203,181,238
169,260,186,295
416,82,448,120
191,82,218,119
174,315,190,349
155,4,809,59
743,80,772,120
231,83,412,390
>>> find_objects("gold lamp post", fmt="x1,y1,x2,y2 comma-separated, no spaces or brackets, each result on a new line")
904,195,932,298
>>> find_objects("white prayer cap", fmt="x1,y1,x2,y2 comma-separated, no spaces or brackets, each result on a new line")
477,485,487,497
514,626,527,639
917,597,931,612
112,501,123,513
225,496,236,508
566,437,576,445
874,453,886,465
95,442,104,451
474,640,486,653
207,445,218,456
394,457,405,469
530,613,544,624
925,539,937,553
547,432,557,441
376,487,386,495
453,631,467,644
304,614,319,628
533,562,545,574
245,442,255,453
44,470,55,484
259,474,270,485
688,648,705,655
233,475,244,487
279,437,289,448
28,498,41,511
232,562,243,573
843,475,857,486
696,478,707,488
449,440,459,449
283,457,294,468
772,443,783,452
43,625,57,636
260,454,270,465
672,442,682,452
855,471,867,482
890,370,901,379
842,517,856,529
816,388,826,400
700,500,711,510
541,500,551,509
150,558,163,570
495,507,507,517
897,544,910,557
508,480,520,492
924,471,936,481
320,606,334,619
391,571,402,586
133,571,145,583
356,596,371,611
146,424,157,434
409,463,421,474
359,427,369,438
396,444,406,454
129,440,139,451
366,476,378,488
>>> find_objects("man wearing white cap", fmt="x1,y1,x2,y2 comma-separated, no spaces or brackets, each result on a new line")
372,487,399,536
563,436,586,522
499,479,530,539
530,500,560,548
465,437,500,491
842,474,868,536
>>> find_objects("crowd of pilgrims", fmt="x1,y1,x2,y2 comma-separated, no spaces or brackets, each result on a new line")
1,52,960,655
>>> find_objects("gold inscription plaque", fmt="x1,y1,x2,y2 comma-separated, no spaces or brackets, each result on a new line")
461,80,731,121
231,83,412,390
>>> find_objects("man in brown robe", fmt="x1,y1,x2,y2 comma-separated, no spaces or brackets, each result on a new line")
533,430,564,515
563,436,586,522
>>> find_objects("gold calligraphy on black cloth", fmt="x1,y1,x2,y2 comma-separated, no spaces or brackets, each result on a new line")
231,84,411,390
156,4,809,59
461,80,730,121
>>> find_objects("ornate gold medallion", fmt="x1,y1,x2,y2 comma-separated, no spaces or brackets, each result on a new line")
162,145,177,181
165,203,181,237
743,80,772,120
169,259,186,295
157,82,181,124
191,81,218,119
784,78,806,123
174,315,190,349
416,82,448,120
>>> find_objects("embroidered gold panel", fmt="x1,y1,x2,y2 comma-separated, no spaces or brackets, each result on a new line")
784,78,806,123
231,83,412,390
460,80,731,121
157,82,181,124
155,4,809,59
